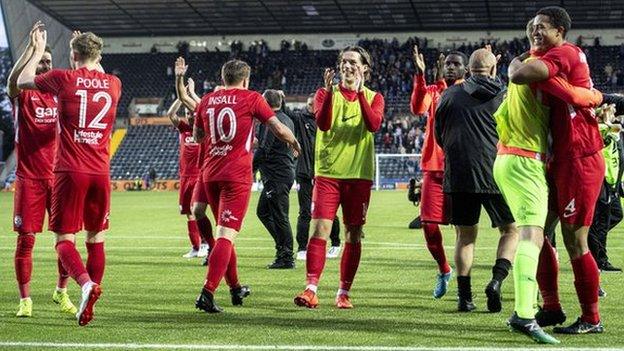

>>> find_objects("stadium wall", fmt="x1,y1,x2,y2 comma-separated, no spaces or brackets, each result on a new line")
1,0,73,68
102,29,624,54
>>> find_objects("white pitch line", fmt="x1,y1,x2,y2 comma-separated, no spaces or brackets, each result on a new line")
0,342,620,351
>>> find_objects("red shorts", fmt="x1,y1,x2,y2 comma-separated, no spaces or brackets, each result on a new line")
179,175,198,215
191,176,209,205
202,181,251,232
13,177,53,233
420,171,450,224
548,152,604,226
311,176,372,226
49,172,111,234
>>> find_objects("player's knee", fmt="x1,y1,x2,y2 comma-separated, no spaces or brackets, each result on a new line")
345,225,362,243
86,231,105,243
192,203,206,219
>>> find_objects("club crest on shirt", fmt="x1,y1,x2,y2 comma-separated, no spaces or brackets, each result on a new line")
14,215,22,228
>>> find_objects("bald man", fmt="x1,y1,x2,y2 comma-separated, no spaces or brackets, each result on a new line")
435,48,518,313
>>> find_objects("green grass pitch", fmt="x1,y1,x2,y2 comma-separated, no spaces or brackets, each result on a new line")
0,191,623,350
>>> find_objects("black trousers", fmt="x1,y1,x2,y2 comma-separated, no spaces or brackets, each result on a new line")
296,177,340,252
257,180,294,261
588,184,623,268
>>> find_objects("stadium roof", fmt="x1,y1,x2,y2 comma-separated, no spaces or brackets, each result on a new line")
27,0,624,37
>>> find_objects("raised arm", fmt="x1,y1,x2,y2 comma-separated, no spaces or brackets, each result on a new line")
166,99,182,127
186,77,202,104
174,57,197,110
315,68,335,131
9,22,44,96
17,28,47,91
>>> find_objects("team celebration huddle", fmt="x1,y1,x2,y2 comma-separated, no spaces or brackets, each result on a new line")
6,3,624,347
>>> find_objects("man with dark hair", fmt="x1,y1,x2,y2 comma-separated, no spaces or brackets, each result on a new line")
286,93,341,261
509,6,606,334
7,21,77,318
435,48,518,313
410,46,467,299
254,89,297,269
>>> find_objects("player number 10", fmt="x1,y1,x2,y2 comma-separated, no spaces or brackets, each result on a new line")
75,89,112,129
207,107,237,144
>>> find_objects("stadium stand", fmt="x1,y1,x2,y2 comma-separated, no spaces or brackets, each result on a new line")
103,37,623,181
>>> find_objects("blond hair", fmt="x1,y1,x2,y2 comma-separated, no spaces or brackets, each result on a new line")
71,32,103,62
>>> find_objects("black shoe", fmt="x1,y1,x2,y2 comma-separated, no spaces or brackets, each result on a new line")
201,249,211,266
230,285,251,306
535,306,566,327
195,288,223,313
507,312,560,344
598,286,607,298
267,260,295,269
408,216,422,229
553,317,604,334
485,280,502,313
600,262,622,273
458,296,476,312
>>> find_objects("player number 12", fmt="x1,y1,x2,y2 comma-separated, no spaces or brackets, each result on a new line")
207,107,237,144
75,89,112,129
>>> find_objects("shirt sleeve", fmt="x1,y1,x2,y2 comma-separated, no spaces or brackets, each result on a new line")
33,69,65,95
538,45,574,79
252,93,275,123
536,76,603,108
358,92,384,132
177,119,192,133
434,93,450,147
314,88,333,131
193,101,204,130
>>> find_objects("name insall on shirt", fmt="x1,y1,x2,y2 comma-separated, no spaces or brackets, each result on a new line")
207,95,237,105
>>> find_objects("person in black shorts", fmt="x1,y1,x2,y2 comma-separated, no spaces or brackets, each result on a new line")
435,48,518,313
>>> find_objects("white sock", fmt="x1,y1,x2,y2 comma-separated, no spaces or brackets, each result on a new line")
20,297,31,302
81,281,95,292
306,284,318,293
56,287,67,293
337,288,349,297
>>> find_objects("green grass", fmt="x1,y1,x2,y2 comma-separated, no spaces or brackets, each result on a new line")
0,191,623,350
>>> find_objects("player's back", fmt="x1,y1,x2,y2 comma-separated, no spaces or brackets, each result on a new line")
36,67,122,174
177,120,200,177
196,88,274,184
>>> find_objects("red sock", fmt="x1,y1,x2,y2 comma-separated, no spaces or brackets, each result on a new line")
57,257,69,289
86,242,106,285
55,240,90,287
571,252,600,324
187,220,201,250
197,216,215,248
15,234,35,298
203,238,233,293
339,242,362,291
422,223,451,274
306,237,327,286
537,239,561,311
224,245,240,288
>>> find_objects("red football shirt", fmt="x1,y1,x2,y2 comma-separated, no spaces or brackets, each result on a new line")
12,90,58,179
539,42,603,159
177,120,200,177
34,67,122,174
194,88,275,183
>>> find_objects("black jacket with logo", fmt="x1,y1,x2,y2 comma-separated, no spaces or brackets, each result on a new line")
285,107,316,180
